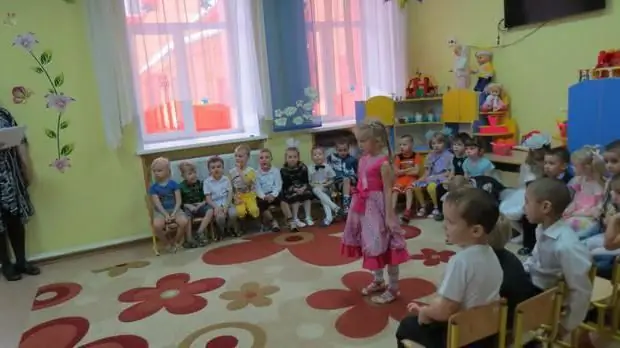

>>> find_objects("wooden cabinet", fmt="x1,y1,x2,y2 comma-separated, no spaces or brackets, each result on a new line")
442,89,478,123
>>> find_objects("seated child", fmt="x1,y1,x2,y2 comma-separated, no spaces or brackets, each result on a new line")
149,157,189,253
203,156,237,237
396,188,503,348
230,144,260,230
178,161,209,248
392,135,420,222
523,178,593,335
327,138,358,213
543,147,573,184
255,148,295,232
281,145,314,228
462,136,495,177
488,215,539,327
434,132,469,221
499,133,549,255
413,132,453,218
563,146,605,238
309,147,342,226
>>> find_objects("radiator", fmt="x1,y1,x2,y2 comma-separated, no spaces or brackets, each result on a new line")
168,150,261,183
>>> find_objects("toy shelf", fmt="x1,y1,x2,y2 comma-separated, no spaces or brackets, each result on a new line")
395,122,444,127
398,96,444,102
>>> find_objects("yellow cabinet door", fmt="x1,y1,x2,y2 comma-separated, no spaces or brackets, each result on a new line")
366,96,395,126
458,90,479,123
442,90,460,123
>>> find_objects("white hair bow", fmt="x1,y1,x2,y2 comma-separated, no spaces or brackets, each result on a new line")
286,137,300,149
586,145,604,161
522,133,551,150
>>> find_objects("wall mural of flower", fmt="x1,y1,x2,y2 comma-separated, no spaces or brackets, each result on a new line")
12,32,76,172
272,87,322,132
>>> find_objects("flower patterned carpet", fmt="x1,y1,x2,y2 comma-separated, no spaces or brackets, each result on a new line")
19,220,456,348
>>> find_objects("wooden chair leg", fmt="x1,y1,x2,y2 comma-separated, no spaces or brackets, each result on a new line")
152,234,159,256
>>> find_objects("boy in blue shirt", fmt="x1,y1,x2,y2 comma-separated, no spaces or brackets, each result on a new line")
327,139,358,212
462,137,495,177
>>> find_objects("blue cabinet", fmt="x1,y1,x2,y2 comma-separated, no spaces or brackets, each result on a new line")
568,78,620,151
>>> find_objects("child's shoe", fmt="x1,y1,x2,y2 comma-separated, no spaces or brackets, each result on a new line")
361,281,386,296
271,220,281,232
305,217,314,226
371,288,399,304
401,209,412,223
416,207,427,217
427,208,440,219
288,219,299,232
434,212,444,221
294,219,306,228
321,218,333,227
182,240,200,249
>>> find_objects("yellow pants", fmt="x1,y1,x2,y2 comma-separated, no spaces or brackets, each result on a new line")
414,182,438,207
235,192,260,219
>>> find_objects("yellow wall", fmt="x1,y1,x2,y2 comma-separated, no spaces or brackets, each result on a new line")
1,2,149,257
408,0,620,133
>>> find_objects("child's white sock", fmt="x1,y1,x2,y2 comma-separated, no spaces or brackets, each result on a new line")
387,265,399,291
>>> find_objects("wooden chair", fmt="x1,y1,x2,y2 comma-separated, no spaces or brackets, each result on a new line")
512,283,565,347
447,299,508,348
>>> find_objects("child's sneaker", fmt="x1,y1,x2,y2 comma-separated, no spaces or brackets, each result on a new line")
434,212,444,221
427,209,440,218
288,219,299,232
321,218,333,227
294,219,306,228
305,217,314,226
416,207,427,217
371,289,399,304
401,209,412,223
271,220,281,233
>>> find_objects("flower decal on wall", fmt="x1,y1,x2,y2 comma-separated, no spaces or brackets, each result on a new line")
273,87,321,132
12,32,76,172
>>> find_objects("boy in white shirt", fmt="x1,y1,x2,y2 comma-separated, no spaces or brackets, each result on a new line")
309,147,342,226
255,148,295,232
522,177,593,337
203,157,237,238
396,188,503,348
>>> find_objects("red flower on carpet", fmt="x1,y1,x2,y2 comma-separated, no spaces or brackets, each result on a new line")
117,272,225,323
410,248,455,266
20,316,147,348
202,222,421,267
32,282,82,311
306,271,436,339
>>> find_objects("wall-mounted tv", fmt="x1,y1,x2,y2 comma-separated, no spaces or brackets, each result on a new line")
503,0,606,29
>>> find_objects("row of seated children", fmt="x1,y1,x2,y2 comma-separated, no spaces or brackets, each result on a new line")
392,131,501,222
396,178,594,348
147,141,359,251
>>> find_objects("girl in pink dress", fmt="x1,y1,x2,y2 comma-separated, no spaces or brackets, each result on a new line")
341,120,410,304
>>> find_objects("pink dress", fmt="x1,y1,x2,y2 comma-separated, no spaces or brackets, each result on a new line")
563,176,604,232
340,155,410,270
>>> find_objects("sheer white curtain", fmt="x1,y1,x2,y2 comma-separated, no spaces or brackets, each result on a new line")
84,0,138,149
360,0,407,98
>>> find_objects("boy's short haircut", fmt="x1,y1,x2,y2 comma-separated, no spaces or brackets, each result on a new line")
527,177,572,216
260,148,273,157
546,147,570,164
453,132,471,144
312,146,324,154
464,136,482,148
207,156,224,168
605,140,620,153
447,175,472,192
150,156,170,170
444,187,499,234
400,134,413,142
335,138,350,147
178,161,196,175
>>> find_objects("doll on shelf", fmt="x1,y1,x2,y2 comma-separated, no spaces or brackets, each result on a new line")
472,50,494,92
448,38,470,89
481,83,506,112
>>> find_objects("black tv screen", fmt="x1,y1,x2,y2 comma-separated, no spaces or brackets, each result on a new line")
504,0,606,28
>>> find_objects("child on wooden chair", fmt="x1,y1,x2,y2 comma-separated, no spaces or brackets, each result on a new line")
522,178,592,337
149,157,189,253
230,144,260,233
327,139,358,213
396,188,502,348
203,156,237,238
309,147,343,226
255,148,295,232
178,161,209,248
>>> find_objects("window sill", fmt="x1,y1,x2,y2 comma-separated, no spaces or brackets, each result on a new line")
308,119,357,133
136,133,268,156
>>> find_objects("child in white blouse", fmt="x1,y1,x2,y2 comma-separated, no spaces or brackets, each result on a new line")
203,156,237,238
255,148,295,232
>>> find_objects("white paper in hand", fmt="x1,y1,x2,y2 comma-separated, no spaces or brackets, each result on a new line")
0,126,26,150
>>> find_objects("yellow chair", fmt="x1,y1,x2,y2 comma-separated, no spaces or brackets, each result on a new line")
512,283,565,347
447,299,508,348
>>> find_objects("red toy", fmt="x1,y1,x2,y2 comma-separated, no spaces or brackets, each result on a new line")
406,71,438,99
594,49,620,78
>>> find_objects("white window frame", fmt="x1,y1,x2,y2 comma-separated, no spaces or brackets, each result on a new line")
125,2,257,146
305,15,364,125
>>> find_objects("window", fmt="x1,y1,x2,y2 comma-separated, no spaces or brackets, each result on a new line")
124,0,261,145
304,0,364,123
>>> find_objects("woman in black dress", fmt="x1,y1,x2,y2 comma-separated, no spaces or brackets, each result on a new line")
0,107,39,281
